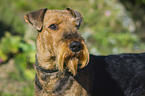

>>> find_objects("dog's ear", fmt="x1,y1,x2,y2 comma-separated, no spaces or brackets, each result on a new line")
66,7,83,29
24,8,47,31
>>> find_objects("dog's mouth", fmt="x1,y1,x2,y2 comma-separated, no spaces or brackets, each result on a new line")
56,42,89,76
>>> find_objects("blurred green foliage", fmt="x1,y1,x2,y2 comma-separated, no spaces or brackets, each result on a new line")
0,32,21,60
0,32,35,63
0,0,145,95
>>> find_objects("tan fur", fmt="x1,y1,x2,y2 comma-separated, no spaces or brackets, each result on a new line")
25,8,89,96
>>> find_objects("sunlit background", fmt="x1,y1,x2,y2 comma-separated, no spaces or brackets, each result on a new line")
0,0,145,95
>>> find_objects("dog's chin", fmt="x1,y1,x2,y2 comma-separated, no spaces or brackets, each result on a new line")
58,54,88,76
57,43,89,76
65,57,79,75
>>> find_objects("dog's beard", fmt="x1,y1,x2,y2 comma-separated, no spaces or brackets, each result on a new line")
56,41,89,76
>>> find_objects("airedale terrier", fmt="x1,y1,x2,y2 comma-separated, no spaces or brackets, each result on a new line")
25,8,145,96
25,7,89,96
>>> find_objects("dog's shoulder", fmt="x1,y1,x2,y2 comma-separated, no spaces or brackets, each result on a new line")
86,54,125,96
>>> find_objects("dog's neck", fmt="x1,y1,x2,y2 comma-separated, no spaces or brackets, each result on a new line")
35,54,88,95
35,61,87,95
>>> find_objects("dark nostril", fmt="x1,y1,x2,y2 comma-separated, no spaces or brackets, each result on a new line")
69,41,82,52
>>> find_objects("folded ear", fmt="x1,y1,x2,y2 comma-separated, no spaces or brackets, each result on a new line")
66,7,83,29
24,8,47,31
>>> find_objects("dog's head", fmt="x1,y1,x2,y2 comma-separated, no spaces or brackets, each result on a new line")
24,8,89,76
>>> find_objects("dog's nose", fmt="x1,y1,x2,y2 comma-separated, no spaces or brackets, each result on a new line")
69,41,81,52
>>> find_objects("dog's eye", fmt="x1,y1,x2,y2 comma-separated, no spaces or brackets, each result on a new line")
49,24,58,30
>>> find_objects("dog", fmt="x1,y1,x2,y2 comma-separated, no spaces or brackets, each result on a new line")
24,7,145,96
